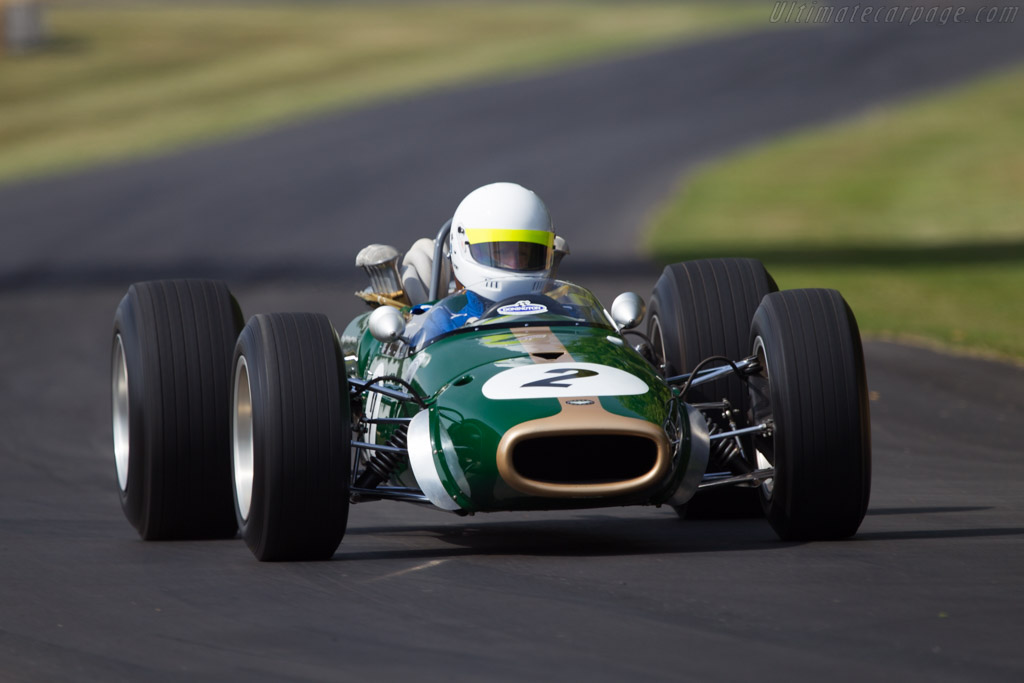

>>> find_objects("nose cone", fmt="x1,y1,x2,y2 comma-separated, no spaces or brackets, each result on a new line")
495,396,671,499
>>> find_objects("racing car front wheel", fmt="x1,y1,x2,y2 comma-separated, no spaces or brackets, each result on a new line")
232,313,351,561
111,279,244,540
749,289,871,541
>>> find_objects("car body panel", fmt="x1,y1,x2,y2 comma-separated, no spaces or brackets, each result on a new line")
342,282,697,513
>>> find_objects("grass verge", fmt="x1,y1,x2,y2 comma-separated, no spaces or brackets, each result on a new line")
0,1,769,184
647,66,1024,361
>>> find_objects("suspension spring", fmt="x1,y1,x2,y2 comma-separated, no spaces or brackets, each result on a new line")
706,420,751,475
707,421,737,471
356,425,408,489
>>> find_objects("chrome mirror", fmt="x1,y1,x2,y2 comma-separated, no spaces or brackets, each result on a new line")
368,306,407,343
610,292,645,330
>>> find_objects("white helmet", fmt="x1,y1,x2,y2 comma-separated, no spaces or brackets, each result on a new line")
449,182,554,299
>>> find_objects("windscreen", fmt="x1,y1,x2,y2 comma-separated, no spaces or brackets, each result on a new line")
406,279,613,350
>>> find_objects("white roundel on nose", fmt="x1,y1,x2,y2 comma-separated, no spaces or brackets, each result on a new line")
481,362,649,400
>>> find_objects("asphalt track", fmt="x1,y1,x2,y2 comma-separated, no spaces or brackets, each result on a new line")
1,16,1024,683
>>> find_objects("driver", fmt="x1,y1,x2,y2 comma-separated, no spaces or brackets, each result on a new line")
450,181,555,296
416,182,557,339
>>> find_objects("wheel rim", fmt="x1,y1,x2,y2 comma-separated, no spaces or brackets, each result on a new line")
112,334,130,492
232,356,254,522
750,335,774,499
650,314,668,376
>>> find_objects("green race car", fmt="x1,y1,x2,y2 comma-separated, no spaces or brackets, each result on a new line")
110,223,870,561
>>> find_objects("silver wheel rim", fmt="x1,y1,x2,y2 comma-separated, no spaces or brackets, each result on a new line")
112,334,130,492
752,335,774,499
756,449,774,498
232,356,254,522
650,314,667,376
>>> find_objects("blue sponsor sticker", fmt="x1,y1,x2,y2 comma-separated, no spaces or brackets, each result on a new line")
497,300,548,316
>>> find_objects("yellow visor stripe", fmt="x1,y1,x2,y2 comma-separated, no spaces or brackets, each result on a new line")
464,229,554,247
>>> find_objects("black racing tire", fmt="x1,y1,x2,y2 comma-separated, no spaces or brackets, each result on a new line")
749,289,872,541
111,279,244,540
647,258,777,519
232,313,351,561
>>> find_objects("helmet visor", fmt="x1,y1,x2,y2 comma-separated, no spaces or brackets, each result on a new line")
465,229,553,272
469,241,549,271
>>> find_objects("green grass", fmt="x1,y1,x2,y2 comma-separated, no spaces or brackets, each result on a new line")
0,1,769,184
647,66,1024,361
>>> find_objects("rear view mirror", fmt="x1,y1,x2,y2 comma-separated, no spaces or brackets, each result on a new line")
368,306,407,343
610,292,645,330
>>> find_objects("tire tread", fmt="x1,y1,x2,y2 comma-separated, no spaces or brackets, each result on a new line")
752,288,871,540
235,312,350,561
113,279,242,540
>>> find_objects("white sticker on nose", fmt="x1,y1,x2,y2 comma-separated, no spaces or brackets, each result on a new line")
481,362,649,399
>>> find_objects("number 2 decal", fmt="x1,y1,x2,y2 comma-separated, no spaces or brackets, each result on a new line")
481,362,649,400
521,368,598,388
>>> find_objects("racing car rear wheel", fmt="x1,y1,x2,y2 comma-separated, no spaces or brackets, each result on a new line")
232,313,351,561
111,279,244,540
648,258,777,518
749,288,871,540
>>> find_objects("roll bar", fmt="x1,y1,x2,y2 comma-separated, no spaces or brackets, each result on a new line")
428,219,452,301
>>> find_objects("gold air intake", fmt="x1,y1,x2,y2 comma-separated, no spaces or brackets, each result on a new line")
496,400,670,498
